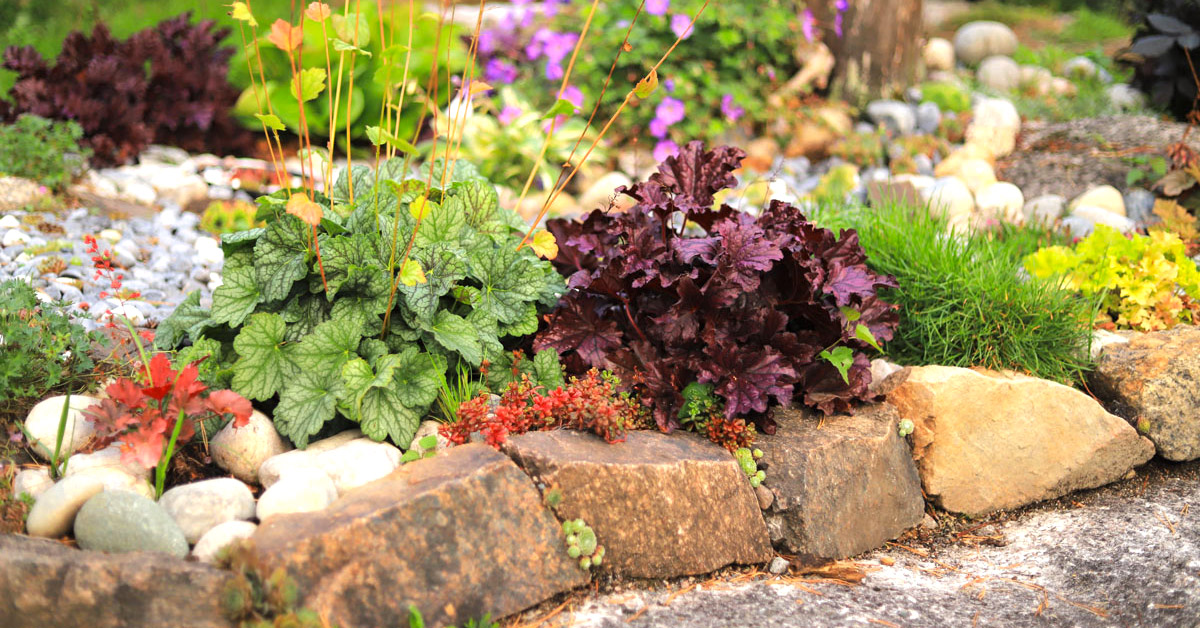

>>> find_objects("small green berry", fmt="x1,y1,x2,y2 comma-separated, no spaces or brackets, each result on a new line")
580,557,592,570
567,545,581,558
566,533,578,546
750,477,761,488
591,553,603,566
752,449,763,458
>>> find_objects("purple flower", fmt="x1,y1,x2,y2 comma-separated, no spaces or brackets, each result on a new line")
498,105,522,126
836,0,849,12
655,96,685,126
834,12,843,37
646,0,669,16
562,85,585,108
801,9,815,42
664,78,676,92
484,58,519,84
477,30,497,55
670,14,693,39
544,0,567,18
720,94,745,123
653,140,679,163
649,118,668,138
545,61,564,80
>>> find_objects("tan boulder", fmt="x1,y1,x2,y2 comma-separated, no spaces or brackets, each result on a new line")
888,366,1154,516
250,443,586,628
1090,326,1200,461
502,430,771,579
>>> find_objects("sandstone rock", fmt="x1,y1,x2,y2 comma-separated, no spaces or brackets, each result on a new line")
869,358,904,395
210,409,291,484
1023,194,1066,225
866,100,916,136
159,477,255,543
11,467,52,500
24,395,101,461
954,21,1018,66
923,37,955,71
314,438,402,495
74,491,189,557
503,430,771,579
250,444,587,628
958,158,997,194
977,55,1020,92
974,181,1024,224
887,366,1155,516
0,534,231,628
1090,326,1200,461
921,177,974,231
63,445,149,480
192,520,258,564
24,474,105,538
758,404,924,563
1070,205,1136,233
256,467,338,520
257,429,363,487
965,97,1020,158
1070,185,1126,216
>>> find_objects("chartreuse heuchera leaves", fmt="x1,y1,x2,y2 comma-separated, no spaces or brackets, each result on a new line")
536,142,900,432
1024,225,1200,331
157,158,565,448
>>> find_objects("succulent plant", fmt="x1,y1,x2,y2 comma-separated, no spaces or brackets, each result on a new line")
218,541,329,628
898,419,915,438
563,518,604,571
734,447,766,487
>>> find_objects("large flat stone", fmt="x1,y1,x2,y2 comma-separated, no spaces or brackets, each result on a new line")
888,366,1155,516
0,534,232,628
249,443,586,628
502,430,772,579
1090,326,1200,461
757,403,925,563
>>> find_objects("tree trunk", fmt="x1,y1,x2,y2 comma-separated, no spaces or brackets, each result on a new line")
815,0,924,104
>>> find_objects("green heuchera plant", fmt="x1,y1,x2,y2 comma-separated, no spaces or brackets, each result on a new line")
157,158,565,448
1024,225,1200,331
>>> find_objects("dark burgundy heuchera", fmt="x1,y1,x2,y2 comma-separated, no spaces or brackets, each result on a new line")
1,14,250,166
535,142,899,432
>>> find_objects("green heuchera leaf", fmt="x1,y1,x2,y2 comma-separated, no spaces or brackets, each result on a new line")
232,312,292,401
341,347,441,444
154,290,210,349
294,68,327,103
532,348,565,390
331,12,371,47
275,370,344,448
468,245,542,324
400,243,467,323
285,315,363,374
211,264,261,328
422,310,483,366
820,346,854,384
415,195,468,248
255,215,311,302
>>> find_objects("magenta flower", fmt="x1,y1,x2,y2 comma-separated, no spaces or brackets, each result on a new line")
801,9,816,42
834,12,843,37
646,0,670,16
484,59,519,84
720,94,745,123
655,96,685,126
562,85,585,108
670,14,693,39
498,105,522,126
649,118,668,138
653,140,680,163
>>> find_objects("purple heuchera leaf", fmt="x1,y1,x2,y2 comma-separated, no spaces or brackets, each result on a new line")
539,143,899,431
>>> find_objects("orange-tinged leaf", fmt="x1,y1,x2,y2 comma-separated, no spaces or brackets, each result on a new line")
409,196,431,221
268,19,303,52
467,81,493,97
634,69,659,99
286,194,323,226
304,2,331,22
399,259,427,286
531,230,558,260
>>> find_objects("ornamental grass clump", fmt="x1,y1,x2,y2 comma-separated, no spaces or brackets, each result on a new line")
817,202,1095,384
536,142,900,432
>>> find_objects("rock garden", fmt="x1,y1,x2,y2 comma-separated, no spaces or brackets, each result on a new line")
1,0,1198,626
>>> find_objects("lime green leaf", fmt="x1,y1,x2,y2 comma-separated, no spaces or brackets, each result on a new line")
415,195,467,247
331,38,372,56
819,346,854,384
254,113,286,132
855,324,882,352
633,69,658,99
399,244,467,323
341,354,400,414
154,291,210,350
366,126,418,154
399,258,426,286
408,195,432,221
331,12,371,47
840,306,861,322
230,2,258,27
293,68,327,103
232,313,292,401
499,303,538,338
541,98,577,120
275,370,343,448
423,310,483,366
211,265,261,328
532,348,564,390
449,180,500,229
254,215,310,302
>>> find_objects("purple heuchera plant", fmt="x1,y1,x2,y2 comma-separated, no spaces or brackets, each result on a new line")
536,142,899,432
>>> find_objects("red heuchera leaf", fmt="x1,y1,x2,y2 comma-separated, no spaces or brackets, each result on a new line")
206,390,254,428
539,143,900,430
105,378,146,411
121,416,167,469
142,352,177,401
